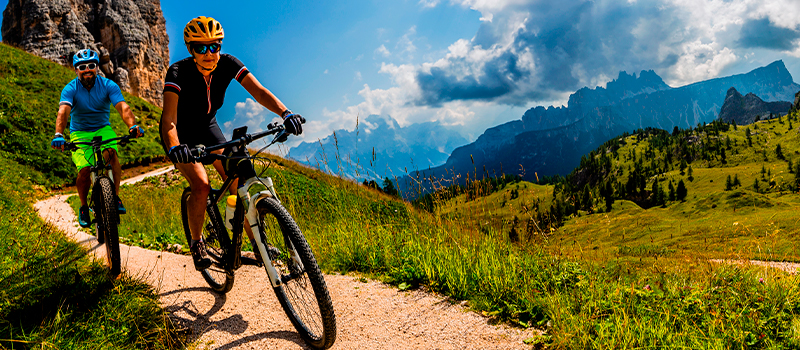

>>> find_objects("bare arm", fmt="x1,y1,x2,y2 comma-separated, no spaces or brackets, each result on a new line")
114,101,136,128
240,74,288,116
161,91,181,148
55,104,71,135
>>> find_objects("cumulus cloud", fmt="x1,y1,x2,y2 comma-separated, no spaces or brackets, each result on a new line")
224,98,283,142
398,0,800,106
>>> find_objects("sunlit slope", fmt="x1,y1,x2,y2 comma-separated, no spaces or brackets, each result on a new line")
0,43,164,187
434,109,800,262
558,114,800,262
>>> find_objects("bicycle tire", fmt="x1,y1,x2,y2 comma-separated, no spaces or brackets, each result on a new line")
180,187,235,293
94,176,121,278
257,197,336,349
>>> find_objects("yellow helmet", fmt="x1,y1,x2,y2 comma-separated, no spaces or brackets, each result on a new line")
183,16,224,46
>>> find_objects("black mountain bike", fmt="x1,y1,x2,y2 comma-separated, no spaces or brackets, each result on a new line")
65,135,134,278
179,123,336,349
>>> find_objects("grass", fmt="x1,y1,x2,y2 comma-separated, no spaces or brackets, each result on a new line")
0,156,183,349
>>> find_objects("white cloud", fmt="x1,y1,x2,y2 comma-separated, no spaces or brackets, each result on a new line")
670,41,738,86
375,44,391,58
418,0,440,8
355,71,363,81
324,69,329,74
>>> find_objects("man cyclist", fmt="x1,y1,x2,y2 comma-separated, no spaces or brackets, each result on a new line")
52,49,145,228
160,16,304,270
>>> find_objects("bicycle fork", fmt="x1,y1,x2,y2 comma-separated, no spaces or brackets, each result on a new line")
238,177,305,288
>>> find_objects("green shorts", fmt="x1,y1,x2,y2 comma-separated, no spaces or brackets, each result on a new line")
70,125,119,170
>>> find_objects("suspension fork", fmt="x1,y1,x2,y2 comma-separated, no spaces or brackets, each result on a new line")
237,176,304,287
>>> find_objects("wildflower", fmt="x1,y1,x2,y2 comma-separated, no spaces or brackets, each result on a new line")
759,278,764,284
644,284,651,291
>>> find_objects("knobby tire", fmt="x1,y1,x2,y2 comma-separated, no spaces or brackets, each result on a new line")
257,197,336,349
180,187,235,293
94,176,120,278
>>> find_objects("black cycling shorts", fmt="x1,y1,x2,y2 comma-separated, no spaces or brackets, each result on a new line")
160,116,227,154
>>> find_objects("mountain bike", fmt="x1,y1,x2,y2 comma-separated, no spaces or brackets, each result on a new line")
65,135,134,278
179,123,336,349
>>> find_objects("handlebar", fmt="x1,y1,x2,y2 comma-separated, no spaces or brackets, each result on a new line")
190,122,288,163
64,134,135,151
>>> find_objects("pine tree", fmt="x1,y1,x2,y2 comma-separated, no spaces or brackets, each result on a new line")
677,180,688,201
776,144,784,160
733,174,741,187
753,178,760,193
725,175,733,191
669,181,676,201
687,166,693,180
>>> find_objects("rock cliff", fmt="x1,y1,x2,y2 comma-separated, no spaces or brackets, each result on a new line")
718,87,791,125
2,0,169,107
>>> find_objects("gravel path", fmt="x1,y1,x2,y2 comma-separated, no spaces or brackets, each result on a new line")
33,167,537,349
709,259,800,274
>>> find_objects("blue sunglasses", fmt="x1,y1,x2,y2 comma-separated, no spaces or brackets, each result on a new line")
192,43,221,54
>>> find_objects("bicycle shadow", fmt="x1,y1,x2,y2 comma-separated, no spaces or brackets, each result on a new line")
160,286,307,348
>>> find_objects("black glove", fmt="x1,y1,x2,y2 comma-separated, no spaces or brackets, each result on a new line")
282,110,305,135
128,124,144,138
168,144,194,163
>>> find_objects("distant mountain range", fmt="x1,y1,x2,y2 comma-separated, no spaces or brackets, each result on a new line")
288,115,468,180
718,87,792,125
399,60,800,197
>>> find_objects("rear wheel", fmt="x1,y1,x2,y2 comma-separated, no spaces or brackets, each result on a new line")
180,187,234,293
94,176,120,278
257,197,336,349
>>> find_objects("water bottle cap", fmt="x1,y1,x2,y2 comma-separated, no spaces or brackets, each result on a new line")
226,195,237,207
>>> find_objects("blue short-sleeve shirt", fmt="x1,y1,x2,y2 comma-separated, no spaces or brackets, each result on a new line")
59,76,126,132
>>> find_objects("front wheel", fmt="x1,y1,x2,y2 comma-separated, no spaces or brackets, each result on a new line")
94,176,120,278
180,187,235,293
257,197,336,349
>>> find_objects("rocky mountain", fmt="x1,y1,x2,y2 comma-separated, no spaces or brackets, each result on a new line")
288,115,468,180
717,87,792,125
2,0,169,106
399,60,800,198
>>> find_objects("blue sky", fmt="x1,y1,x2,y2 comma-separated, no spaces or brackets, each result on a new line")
2,0,800,147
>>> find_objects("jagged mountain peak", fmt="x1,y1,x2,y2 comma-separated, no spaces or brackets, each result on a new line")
718,86,792,125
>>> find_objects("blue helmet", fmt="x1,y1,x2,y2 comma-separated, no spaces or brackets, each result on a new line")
73,49,99,67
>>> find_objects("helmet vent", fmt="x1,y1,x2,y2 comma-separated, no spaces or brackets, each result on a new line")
197,21,207,33
208,21,215,34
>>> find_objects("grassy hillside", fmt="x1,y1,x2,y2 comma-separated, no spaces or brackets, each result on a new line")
0,44,182,348
0,43,164,188
0,155,182,349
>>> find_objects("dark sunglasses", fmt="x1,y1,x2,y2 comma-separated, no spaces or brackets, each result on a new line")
192,43,221,55
76,62,97,71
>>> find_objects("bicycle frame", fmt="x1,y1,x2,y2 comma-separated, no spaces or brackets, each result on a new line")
69,135,129,187
198,126,303,288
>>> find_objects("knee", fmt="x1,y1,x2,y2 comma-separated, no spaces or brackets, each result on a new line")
192,181,211,197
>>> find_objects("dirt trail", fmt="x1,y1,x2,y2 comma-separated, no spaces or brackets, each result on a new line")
34,166,537,349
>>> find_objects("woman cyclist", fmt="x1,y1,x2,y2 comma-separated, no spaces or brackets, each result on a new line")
160,16,304,270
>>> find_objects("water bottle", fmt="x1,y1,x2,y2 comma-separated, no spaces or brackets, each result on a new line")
224,195,237,230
